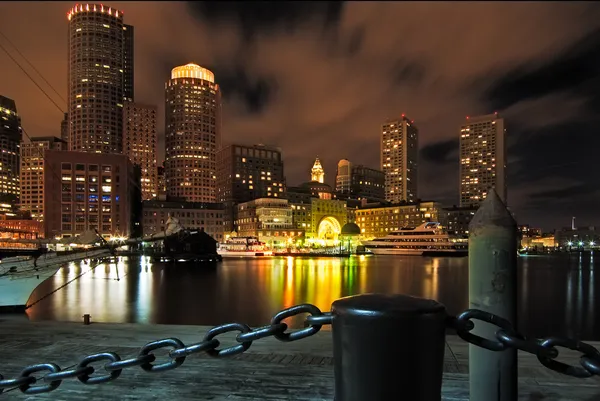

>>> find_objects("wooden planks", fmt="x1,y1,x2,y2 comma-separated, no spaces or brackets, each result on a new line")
0,317,599,400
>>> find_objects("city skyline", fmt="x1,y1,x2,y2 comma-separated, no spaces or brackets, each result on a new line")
1,2,600,230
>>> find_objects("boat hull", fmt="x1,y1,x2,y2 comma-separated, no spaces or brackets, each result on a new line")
363,247,468,257
0,248,111,310
218,250,273,258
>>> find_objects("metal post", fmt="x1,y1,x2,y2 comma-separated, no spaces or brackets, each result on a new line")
468,189,518,401
331,293,447,401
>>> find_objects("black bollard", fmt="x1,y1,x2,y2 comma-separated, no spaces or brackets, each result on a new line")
83,314,91,325
332,293,447,401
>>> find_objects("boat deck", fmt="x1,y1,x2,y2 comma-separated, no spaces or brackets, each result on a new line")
1,316,599,400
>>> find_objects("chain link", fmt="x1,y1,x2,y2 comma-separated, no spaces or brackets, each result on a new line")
0,304,332,395
451,308,600,378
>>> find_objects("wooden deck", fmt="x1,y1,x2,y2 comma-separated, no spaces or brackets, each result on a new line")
1,316,599,400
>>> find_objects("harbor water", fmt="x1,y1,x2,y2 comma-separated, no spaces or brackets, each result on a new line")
24,253,600,340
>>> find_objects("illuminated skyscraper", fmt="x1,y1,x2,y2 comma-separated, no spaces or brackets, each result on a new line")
459,113,506,207
123,102,157,200
381,115,418,203
123,24,134,102
67,3,127,154
0,95,22,204
311,158,325,183
165,63,221,202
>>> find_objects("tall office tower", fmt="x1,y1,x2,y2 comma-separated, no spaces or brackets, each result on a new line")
459,112,506,207
20,137,67,222
165,63,221,202
67,3,125,154
335,159,352,193
0,95,22,204
123,24,134,102
381,115,418,203
60,113,69,147
216,143,285,232
123,102,157,200
311,158,325,183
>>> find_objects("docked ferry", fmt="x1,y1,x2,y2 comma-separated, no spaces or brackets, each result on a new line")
218,237,273,258
361,222,468,256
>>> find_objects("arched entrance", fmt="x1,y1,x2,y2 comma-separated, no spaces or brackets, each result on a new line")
317,216,342,245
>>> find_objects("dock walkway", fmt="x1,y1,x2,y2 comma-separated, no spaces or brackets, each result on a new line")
1,317,599,400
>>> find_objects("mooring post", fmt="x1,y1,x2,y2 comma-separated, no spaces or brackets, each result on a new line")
468,189,518,401
83,314,91,325
331,293,447,401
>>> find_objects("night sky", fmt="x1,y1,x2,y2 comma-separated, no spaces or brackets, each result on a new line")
1,2,599,231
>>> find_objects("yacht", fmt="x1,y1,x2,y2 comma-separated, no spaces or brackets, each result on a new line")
0,247,111,310
361,222,468,256
218,237,273,258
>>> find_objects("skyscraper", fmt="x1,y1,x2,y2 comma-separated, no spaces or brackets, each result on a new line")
335,159,352,193
165,63,221,202
459,113,506,207
216,143,285,232
20,137,67,222
0,95,22,204
381,115,418,203
67,3,126,154
60,113,69,147
123,24,134,102
123,102,157,200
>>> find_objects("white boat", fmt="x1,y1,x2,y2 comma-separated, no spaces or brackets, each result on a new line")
218,237,273,258
0,230,113,310
361,222,468,256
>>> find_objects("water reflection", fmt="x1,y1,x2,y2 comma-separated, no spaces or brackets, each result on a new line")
25,253,600,340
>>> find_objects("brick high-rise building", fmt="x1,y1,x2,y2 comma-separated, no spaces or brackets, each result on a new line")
459,113,506,207
44,150,139,239
165,63,221,202
123,102,157,200
381,115,418,203
67,3,132,154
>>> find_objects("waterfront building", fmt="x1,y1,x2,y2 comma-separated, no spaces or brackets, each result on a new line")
236,198,302,248
286,191,313,232
381,115,418,203
438,205,478,237
67,3,130,154
142,199,224,242
123,102,157,200
43,150,140,239
20,137,67,224
164,63,221,202
459,113,506,207
0,96,22,205
216,143,285,232
555,226,599,250
355,201,441,239
309,198,348,245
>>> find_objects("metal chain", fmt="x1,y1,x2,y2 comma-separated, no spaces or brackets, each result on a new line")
451,309,600,379
0,304,332,395
4,304,600,395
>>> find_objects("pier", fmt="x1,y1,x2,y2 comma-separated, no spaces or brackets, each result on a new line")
0,316,599,400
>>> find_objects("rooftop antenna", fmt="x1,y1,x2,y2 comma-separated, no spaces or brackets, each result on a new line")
572,216,576,230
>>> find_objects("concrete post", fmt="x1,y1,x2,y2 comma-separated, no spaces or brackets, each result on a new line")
468,188,518,401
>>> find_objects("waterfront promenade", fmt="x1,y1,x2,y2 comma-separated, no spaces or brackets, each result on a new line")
1,316,599,400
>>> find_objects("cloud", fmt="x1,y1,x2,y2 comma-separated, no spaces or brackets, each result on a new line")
1,2,600,229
